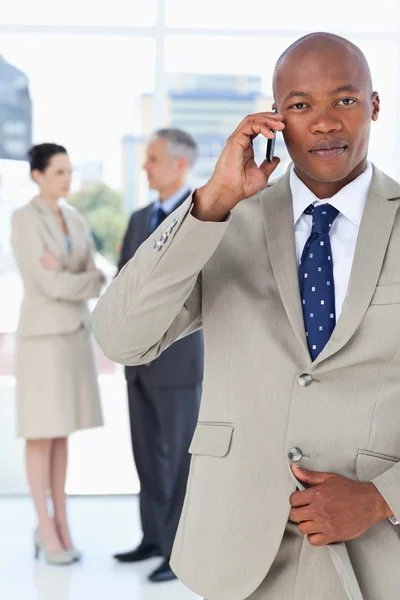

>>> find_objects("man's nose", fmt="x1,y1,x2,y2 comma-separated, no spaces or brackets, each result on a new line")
309,109,342,135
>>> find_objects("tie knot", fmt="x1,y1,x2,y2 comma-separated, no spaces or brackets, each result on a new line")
305,204,339,234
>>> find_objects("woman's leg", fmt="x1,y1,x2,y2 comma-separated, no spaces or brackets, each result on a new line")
50,436,74,550
25,439,63,553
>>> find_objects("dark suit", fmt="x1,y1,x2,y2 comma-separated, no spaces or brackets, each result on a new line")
117,191,203,557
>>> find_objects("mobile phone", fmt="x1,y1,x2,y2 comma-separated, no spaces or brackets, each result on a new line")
266,108,278,163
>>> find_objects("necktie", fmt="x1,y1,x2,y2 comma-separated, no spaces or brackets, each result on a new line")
150,206,167,234
299,203,339,360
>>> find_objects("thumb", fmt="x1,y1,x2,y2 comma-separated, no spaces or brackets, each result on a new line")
292,464,335,486
258,156,280,180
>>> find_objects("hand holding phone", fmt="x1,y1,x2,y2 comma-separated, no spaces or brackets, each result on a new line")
266,108,278,163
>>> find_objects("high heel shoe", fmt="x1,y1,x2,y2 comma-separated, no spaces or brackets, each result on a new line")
54,521,82,562
68,548,83,562
34,530,75,566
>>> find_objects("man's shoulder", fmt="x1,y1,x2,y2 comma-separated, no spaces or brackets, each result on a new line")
370,164,400,200
130,203,154,221
231,174,286,217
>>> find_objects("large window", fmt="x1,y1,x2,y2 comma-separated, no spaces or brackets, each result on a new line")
166,0,399,32
2,0,157,26
0,33,156,495
1,2,400,494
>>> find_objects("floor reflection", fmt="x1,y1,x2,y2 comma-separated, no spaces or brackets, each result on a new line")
0,496,200,600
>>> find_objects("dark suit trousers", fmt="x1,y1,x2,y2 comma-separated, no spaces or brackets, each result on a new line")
127,376,201,558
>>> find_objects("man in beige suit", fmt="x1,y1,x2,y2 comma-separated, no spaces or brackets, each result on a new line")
92,32,400,600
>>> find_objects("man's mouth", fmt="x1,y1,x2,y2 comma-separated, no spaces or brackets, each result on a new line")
309,140,348,160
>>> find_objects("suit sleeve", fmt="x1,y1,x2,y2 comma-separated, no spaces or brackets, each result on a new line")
11,209,103,302
92,195,230,366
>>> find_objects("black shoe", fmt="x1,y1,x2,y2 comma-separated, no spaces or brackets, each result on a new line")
113,543,162,563
148,558,177,583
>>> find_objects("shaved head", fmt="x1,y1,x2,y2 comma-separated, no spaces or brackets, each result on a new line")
270,31,379,198
273,33,373,97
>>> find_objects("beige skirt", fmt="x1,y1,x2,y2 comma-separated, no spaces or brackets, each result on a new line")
16,326,103,439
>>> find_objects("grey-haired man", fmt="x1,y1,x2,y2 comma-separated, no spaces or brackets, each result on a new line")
113,129,203,583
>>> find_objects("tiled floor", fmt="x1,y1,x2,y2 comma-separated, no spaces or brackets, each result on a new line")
0,496,200,600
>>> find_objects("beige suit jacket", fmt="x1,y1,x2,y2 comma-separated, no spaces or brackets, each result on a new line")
12,196,103,338
92,165,400,600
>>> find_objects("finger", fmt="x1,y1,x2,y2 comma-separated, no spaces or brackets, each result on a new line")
245,111,285,124
289,506,315,523
244,114,285,132
289,488,313,508
231,126,279,154
292,465,336,486
307,533,329,547
298,520,322,536
258,156,280,178
239,123,279,140
232,115,285,140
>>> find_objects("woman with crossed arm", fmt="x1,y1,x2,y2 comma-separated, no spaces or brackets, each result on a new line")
11,143,105,565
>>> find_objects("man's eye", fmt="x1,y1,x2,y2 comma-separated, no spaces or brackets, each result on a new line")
292,103,306,110
337,98,355,106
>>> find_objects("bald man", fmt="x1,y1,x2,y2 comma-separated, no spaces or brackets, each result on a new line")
93,33,400,600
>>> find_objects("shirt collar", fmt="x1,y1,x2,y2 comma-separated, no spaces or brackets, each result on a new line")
153,185,191,215
291,162,373,228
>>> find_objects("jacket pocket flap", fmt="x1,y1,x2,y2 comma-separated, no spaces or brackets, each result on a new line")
189,422,234,457
370,284,400,305
356,449,399,481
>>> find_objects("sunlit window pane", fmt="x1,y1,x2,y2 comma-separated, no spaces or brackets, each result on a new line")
166,0,399,33
2,0,156,26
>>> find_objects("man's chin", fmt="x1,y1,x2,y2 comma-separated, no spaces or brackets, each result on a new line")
300,158,355,184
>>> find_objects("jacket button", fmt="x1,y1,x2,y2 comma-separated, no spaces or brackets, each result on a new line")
298,373,313,387
160,233,169,244
154,241,163,252
288,447,303,462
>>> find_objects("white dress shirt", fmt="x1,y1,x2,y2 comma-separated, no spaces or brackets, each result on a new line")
291,162,373,321
291,163,400,526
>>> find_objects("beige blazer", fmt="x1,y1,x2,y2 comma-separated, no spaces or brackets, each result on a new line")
92,165,400,600
12,196,103,338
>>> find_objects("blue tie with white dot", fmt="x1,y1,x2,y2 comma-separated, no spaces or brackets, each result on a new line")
299,203,339,361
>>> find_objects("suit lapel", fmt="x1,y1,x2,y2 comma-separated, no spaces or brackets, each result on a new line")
313,166,400,366
262,166,400,367
140,205,155,245
31,196,87,268
261,171,310,360
31,196,63,245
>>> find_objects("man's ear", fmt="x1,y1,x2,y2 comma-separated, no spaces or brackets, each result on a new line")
177,156,189,172
371,91,380,122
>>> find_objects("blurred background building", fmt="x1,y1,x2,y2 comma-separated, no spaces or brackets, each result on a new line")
0,55,32,162
122,73,289,212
